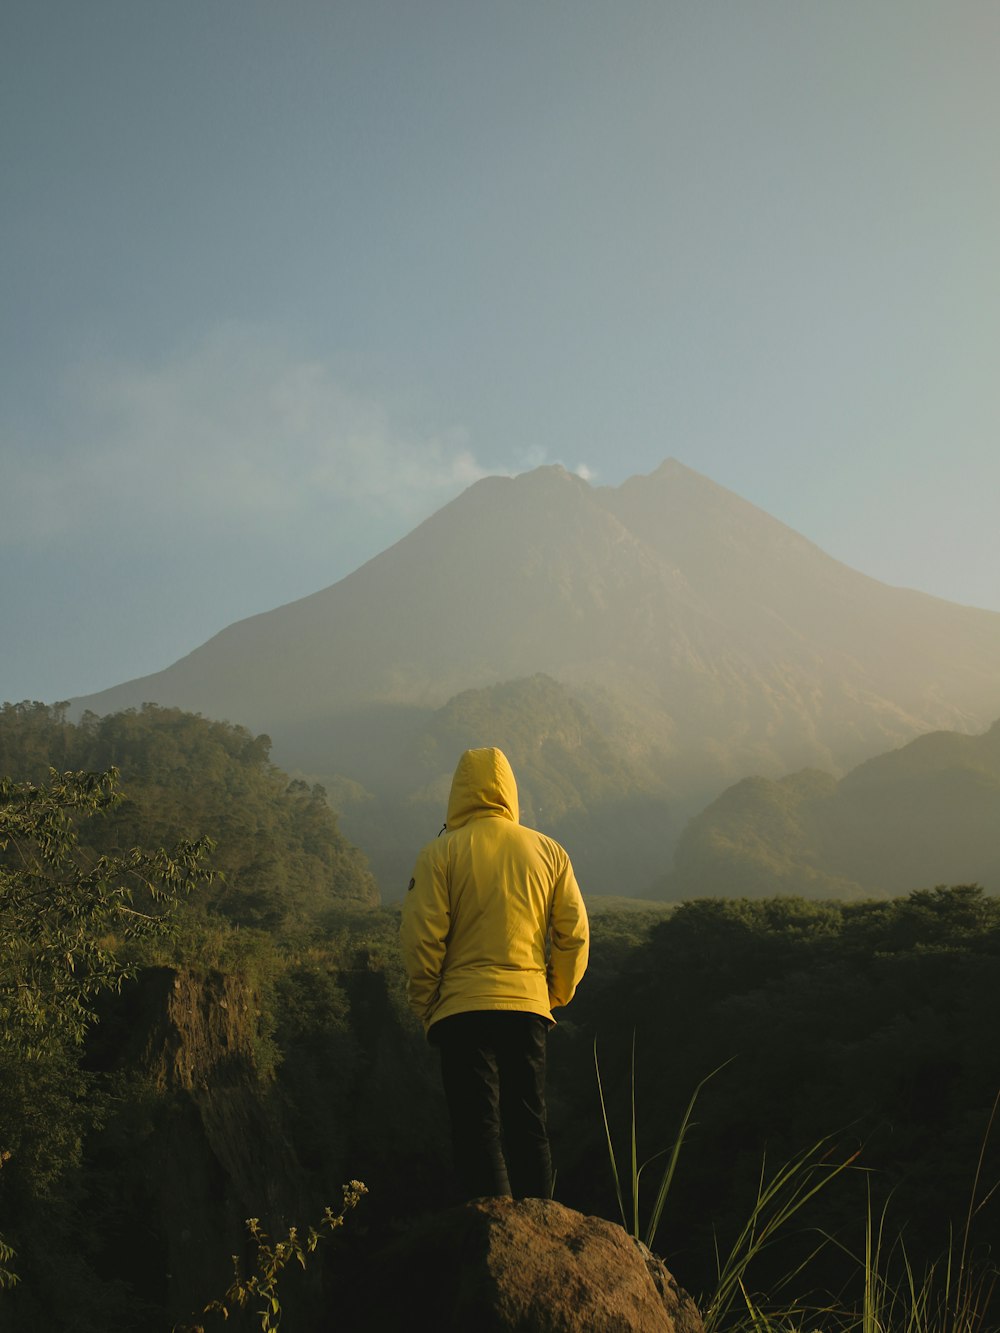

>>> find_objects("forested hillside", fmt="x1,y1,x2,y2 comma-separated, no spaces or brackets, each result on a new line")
663,718,1000,900
0,702,378,924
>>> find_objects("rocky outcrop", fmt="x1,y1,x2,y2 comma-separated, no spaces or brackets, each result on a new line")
87,966,311,1327
345,1196,704,1332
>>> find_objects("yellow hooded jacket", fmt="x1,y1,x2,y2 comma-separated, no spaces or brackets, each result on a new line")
399,747,590,1033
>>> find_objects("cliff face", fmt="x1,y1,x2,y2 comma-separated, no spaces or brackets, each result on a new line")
142,967,303,1229
87,966,310,1328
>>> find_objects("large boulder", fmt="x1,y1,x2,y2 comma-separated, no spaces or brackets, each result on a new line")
344,1196,704,1332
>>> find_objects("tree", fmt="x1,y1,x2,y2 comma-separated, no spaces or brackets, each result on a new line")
0,767,216,1059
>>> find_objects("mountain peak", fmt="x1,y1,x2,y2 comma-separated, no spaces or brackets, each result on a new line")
648,456,698,479
624,456,747,498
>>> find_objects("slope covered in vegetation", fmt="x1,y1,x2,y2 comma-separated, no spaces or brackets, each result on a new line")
0,701,378,925
663,718,1000,900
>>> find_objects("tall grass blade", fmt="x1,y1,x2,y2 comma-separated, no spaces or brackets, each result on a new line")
595,1037,733,1247
644,1059,732,1250
593,1037,626,1231
631,1031,639,1238
955,1086,1000,1328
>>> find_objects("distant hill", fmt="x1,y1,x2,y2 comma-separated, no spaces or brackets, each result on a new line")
0,701,379,922
662,718,1000,900
311,673,674,896
68,460,1000,897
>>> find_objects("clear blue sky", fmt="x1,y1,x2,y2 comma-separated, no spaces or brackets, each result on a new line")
3,1,998,704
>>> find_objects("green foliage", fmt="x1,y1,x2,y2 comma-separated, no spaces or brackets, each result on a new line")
0,707,389,1327
0,764,215,1315
178,1182,368,1333
0,766,215,1058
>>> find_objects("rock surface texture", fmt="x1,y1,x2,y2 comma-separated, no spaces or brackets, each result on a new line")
347,1196,704,1332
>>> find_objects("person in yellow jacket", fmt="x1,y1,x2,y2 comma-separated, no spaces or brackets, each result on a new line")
400,746,589,1201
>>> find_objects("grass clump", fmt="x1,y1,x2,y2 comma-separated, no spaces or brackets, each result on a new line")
595,1041,1000,1332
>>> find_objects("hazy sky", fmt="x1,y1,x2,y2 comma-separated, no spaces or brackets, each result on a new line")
3,1,998,705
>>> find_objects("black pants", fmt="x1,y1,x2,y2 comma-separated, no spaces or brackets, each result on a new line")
430,1010,553,1201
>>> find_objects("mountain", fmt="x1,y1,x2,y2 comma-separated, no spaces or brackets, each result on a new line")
71,460,1000,897
663,718,1000,900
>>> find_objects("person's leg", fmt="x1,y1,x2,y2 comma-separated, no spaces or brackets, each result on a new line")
495,1013,553,1200
432,1012,512,1199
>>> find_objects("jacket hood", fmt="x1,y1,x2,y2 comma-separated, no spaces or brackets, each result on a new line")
446,747,519,829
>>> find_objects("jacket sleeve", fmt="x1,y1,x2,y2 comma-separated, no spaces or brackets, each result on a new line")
547,855,589,1009
399,843,451,1028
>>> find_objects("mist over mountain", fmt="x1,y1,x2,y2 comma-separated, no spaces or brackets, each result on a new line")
72,460,1000,897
